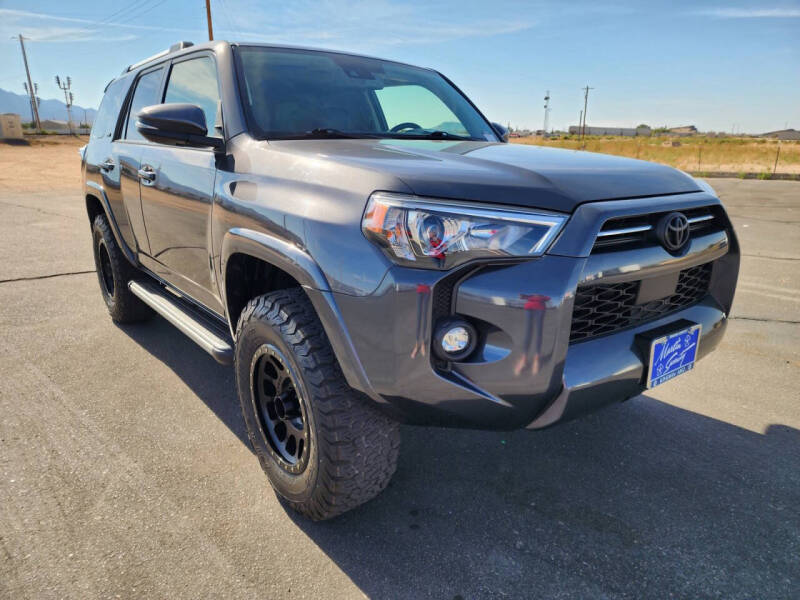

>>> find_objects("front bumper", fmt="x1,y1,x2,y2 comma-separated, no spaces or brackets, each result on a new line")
333,192,739,430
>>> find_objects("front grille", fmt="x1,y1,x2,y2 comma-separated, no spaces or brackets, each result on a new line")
592,206,722,252
569,262,713,342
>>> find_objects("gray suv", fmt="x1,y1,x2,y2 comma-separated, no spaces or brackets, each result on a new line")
80,40,739,520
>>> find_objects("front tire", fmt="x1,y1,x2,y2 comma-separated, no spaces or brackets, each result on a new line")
91,214,152,323
235,288,400,520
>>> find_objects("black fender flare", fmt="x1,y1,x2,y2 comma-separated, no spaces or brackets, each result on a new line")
220,228,382,403
85,181,138,266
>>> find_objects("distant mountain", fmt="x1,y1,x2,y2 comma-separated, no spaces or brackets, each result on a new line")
0,88,98,124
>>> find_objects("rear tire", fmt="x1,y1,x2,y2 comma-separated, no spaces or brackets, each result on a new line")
91,213,152,323
235,288,400,520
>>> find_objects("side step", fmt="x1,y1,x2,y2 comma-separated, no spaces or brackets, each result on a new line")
129,280,233,365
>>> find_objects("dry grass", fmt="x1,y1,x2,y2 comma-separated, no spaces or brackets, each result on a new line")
511,136,800,175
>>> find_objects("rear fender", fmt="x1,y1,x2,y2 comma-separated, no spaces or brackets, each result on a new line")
86,181,137,266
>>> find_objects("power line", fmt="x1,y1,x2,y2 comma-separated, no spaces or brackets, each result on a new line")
97,0,155,26
110,0,167,27
218,0,244,39
22,0,162,42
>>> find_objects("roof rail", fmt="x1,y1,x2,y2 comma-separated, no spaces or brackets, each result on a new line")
169,41,194,53
123,41,195,73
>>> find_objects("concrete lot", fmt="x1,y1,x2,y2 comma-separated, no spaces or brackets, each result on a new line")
0,169,798,598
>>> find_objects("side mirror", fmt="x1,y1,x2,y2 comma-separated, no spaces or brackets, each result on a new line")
491,122,509,142
136,103,224,151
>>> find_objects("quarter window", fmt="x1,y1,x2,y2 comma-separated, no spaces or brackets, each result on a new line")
164,56,221,138
91,78,128,140
124,68,164,141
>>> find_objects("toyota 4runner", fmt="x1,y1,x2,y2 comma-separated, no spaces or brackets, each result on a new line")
80,41,739,520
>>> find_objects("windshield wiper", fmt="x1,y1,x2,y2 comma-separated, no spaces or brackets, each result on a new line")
302,128,366,139
288,128,477,141
388,130,476,141
426,130,470,139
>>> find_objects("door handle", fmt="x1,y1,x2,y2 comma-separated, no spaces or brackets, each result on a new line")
138,166,156,182
100,159,115,172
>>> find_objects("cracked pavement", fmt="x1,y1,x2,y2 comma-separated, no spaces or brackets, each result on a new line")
0,164,798,599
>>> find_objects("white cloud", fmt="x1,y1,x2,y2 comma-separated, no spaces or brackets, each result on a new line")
0,9,142,41
0,4,533,47
695,7,800,18
214,0,534,48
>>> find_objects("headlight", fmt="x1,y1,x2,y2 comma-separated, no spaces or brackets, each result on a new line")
362,192,567,270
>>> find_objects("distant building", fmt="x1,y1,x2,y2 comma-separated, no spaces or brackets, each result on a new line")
667,125,698,136
759,129,800,140
0,113,23,139
568,125,651,137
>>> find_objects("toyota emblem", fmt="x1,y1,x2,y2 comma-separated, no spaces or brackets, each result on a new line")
657,212,690,252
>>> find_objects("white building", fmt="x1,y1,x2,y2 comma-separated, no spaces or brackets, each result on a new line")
0,113,24,139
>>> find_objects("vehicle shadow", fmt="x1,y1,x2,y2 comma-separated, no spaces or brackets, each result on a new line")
118,318,800,599
116,317,248,447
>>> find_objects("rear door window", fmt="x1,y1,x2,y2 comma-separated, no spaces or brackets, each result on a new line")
91,78,129,140
124,67,164,142
164,56,221,138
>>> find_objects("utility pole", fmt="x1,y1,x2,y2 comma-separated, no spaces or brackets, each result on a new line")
580,85,593,141
55,75,74,134
543,90,550,137
16,34,41,130
23,83,34,122
205,0,214,41
22,82,40,124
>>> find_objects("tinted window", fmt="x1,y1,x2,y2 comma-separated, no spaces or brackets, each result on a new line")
235,46,497,141
91,78,128,140
164,56,221,137
125,68,164,141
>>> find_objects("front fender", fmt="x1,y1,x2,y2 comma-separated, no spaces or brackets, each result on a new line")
220,228,383,403
221,227,330,293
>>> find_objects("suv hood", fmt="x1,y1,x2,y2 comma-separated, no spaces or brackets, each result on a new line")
270,138,700,213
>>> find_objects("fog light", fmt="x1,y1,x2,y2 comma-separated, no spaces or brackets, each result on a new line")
433,317,478,362
442,326,469,353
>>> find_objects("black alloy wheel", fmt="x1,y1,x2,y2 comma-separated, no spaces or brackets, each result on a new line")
252,344,310,474
97,238,115,299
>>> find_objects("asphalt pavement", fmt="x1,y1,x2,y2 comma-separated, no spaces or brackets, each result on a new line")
0,179,798,599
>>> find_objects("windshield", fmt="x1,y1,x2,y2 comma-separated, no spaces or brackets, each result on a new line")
234,46,498,141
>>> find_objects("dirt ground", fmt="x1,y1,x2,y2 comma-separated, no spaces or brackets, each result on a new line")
0,135,87,193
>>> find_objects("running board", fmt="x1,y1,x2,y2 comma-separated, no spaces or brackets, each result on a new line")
128,280,233,365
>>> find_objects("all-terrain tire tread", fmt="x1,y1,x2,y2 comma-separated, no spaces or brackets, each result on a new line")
236,288,400,520
92,214,152,323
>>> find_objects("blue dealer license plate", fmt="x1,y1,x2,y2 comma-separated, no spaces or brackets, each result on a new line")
647,324,701,388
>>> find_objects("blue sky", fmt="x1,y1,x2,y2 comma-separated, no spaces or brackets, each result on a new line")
1,0,798,133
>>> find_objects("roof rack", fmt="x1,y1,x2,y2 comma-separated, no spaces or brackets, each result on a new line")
123,41,194,73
